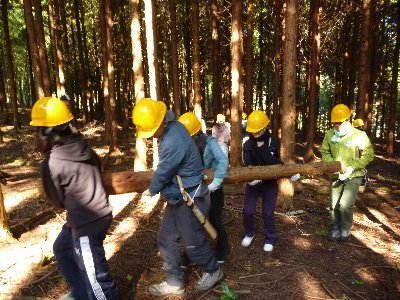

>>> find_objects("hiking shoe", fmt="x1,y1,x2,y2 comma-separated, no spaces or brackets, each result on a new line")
263,243,273,252
149,282,185,296
217,259,225,264
340,231,351,242
59,294,74,300
241,235,255,247
327,229,340,242
194,269,224,291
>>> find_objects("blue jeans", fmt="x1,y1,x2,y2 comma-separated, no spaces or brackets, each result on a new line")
53,225,120,300
243,180,278,244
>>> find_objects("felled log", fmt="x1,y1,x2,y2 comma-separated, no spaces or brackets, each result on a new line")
102,161,343,195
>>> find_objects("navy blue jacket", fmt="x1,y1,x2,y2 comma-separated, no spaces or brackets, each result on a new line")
149,121,206,205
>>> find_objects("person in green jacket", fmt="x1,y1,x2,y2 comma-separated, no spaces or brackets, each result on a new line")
321,104,374,242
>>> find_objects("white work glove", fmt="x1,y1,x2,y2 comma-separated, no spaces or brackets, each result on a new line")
142,189,153,197
208,182,220,192
290,173,301,181
339,166,354,181
248,180,261,186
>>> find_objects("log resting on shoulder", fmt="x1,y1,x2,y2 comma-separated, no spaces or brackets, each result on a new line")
102,161,344,195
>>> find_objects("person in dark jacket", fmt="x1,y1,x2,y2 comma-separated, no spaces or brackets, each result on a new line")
30,96,120,300
241,110,281,252
178,112,229,263
132,99,223,297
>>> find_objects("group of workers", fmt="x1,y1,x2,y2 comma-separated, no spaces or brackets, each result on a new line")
29,96,373,299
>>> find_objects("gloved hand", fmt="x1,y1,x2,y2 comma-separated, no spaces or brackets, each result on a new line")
208,182,220,192
142,189,153,197
248,180,261,186
339,166,354,181
290,173,301,181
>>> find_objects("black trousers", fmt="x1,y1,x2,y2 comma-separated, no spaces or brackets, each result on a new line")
209,187,228,261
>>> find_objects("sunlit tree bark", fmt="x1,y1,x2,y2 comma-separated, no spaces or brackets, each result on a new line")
169,0,181,117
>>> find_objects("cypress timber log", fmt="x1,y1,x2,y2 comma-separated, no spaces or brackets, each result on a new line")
102,161,343,195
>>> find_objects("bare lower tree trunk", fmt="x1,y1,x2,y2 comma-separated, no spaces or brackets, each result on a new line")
356,0,372,120
387,0,400,157
244,0,254,114
272,0,282,137
192,0,202,118
279,0,298,210
169,0,181,116
23,0,45,100
130,0,147,171
304,0,320,162
1,0,20,128
230,0,243,167
211,0,221,118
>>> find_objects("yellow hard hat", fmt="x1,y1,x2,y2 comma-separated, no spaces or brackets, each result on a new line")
178,112,202,136
216,114,225,123
246,110,270,133
30,96,74,127
242,112,247,119
353,119,364,128
331,104,352,123
132,98,167,138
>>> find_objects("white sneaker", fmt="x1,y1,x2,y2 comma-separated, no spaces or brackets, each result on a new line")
263,243,273,252
241,235,254,247
194,268,224,291
149,281,185,296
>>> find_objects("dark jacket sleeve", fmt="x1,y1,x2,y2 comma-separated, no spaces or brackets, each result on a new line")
41,158,65,208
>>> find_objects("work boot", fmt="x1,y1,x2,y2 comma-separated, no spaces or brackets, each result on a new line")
263,243,273,252
149,282,185,296
59,293,74,300
340,230,351,242
194,268,224,291
327,228,340,242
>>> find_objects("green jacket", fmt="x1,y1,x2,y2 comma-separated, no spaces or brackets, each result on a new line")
321,127,374,179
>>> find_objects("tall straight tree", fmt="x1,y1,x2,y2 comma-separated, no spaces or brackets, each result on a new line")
211,0,221,117
192,0,202,118
73,0,89,123
23,0,44,100
100,0,118,152
130,0,147,171
304,0,320,162
244,0,254,114
32,0,51,96
356,0,372,122
169,0,181,117
144,0,161,165
387,0,400,157
230,0,243,167
1,0,20,128
272,0,282,137
279,0,298,210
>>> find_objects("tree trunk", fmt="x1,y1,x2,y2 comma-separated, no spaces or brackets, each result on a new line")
211,0,221,118
144,0,161,167
0,182,13,242
1,0,20,128
387,0,400,157
356,0,372,120
304,0,320,162
184,0,193,111
23,0,45,100
130,0,147,171
279,0,298,210
244,0,254,114
73,0,89,123
103,161,344,195
59,0,71,97
32,0,51,96
230,0,243,167
272,0,282,137
192,0,202,118
169,0,181,117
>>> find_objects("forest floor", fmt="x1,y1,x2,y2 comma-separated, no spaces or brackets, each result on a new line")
0,114,399,300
